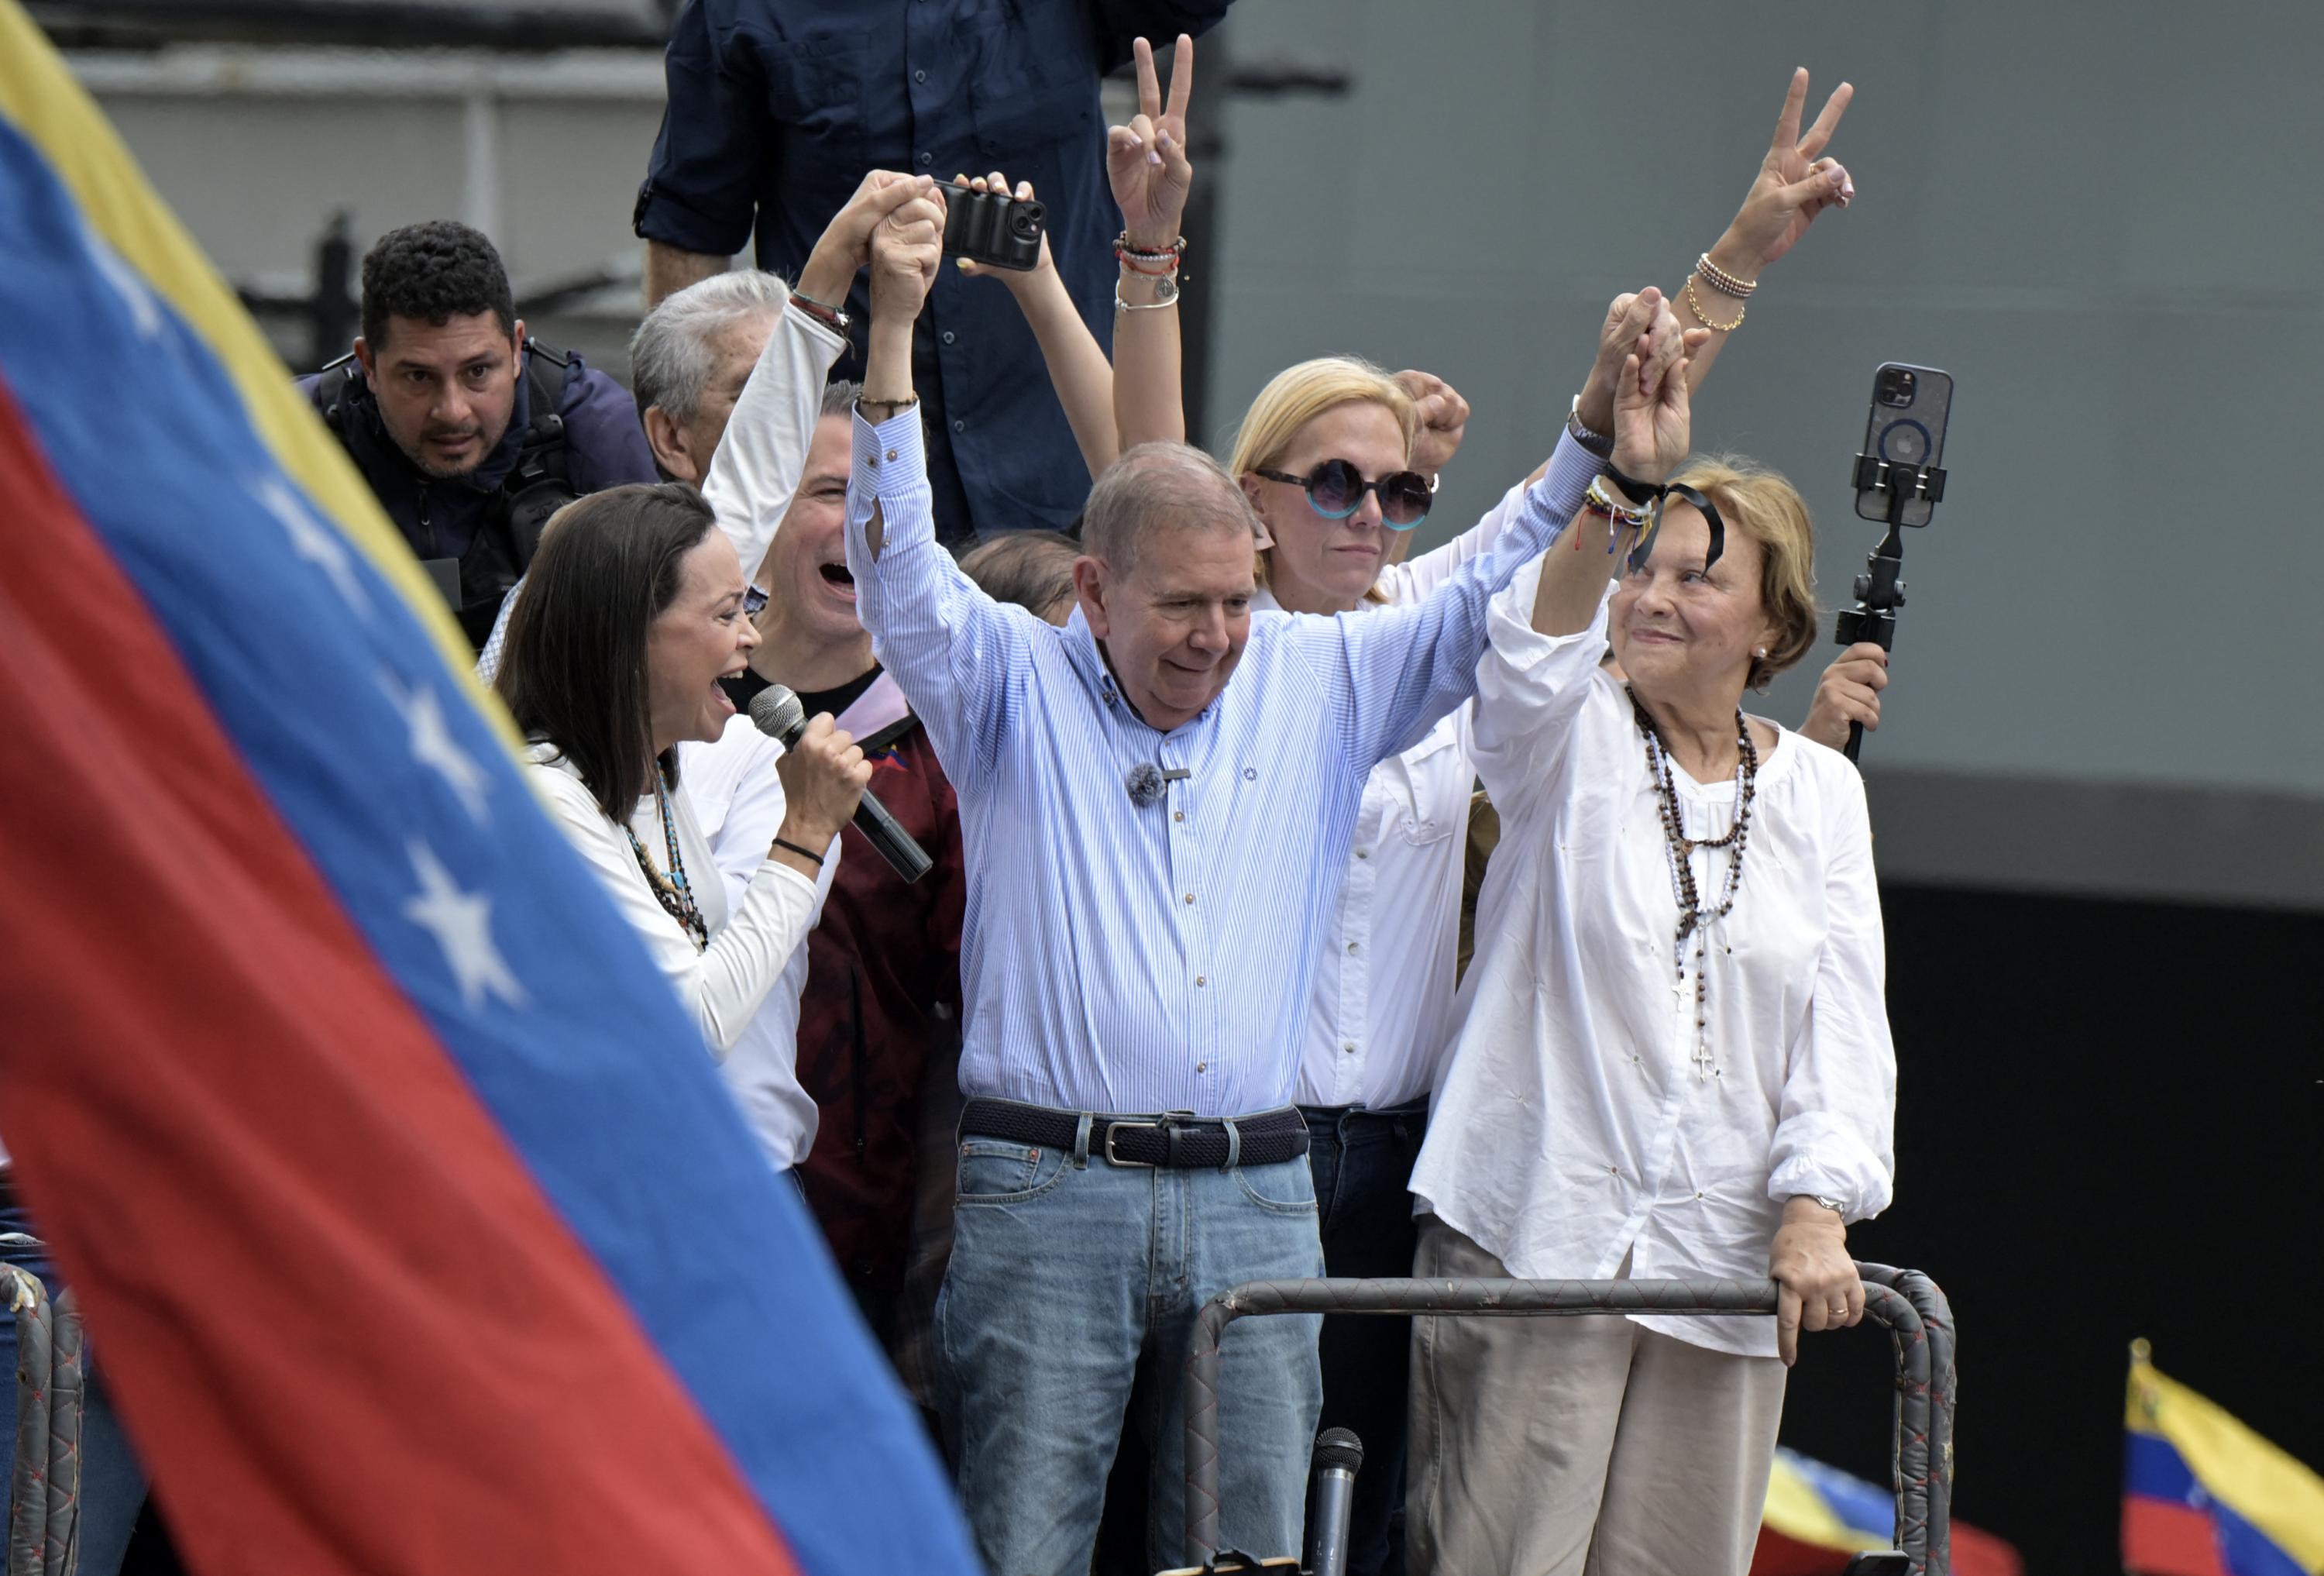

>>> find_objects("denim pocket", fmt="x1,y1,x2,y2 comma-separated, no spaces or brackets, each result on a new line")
955,1139,1069,1205
1235,1158,1321,1216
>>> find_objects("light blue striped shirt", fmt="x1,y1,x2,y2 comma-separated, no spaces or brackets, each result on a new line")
846,411,1599,1117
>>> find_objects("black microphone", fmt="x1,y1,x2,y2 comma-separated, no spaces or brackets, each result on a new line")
1305,1427,1363,1576
748,686,933,884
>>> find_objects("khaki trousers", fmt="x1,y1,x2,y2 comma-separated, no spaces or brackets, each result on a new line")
1406,1217,1786,1576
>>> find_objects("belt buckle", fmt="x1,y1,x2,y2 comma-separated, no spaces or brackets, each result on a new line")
1103,1120,1159,1167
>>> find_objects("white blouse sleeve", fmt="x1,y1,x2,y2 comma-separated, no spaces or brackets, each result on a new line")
1469,553,1613,808
701,301,849,581
526,765,820,1061
1766,769,1899,1220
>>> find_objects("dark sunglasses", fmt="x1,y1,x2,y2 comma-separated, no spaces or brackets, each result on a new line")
1254,459,1435,530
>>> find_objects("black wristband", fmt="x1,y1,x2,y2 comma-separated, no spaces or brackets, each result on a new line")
1603,461,1663,508
770,836,827,866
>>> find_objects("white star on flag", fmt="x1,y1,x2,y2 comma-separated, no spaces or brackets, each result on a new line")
383,671,490,823
401,839,525,1011
87,230,162,339
253,476,370,614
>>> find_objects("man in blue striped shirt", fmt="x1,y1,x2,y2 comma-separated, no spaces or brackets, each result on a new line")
844,149,1693,1576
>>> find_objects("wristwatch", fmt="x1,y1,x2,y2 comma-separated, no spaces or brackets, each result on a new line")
1566,394,1614,459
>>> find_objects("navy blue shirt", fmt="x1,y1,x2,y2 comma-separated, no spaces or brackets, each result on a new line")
634,0,1232,545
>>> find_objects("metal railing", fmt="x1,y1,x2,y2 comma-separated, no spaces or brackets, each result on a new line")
1182,1263,1954,1576
5,1251,83,1576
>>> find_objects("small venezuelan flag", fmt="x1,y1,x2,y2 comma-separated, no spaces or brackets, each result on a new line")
2124,1340,2324,1576
0,5,980,1574
1752,1447,2021,1576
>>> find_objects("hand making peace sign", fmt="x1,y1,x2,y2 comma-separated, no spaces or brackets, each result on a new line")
1724,67,1857,274
1107,33,1195,252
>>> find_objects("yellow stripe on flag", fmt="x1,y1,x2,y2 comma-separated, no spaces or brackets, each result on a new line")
0,2,517,744
2129,1344,2324,1573
1760,1454,1887,1554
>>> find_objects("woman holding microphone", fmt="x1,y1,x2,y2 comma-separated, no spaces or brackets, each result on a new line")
493,482,870,1058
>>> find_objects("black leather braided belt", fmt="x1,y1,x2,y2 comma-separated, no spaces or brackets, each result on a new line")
961,1098,1310,1169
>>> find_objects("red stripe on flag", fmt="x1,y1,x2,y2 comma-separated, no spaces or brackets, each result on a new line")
2123,1494,2228,1576
0,381,803,1573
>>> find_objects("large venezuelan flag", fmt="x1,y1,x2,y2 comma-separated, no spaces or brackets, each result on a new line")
2123,1341,2324,1576
1751,1447,2021,1576
0,8,981,1574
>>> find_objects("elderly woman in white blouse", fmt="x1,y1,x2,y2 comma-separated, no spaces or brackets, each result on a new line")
1404,318,1896,1576
494,482,871,1061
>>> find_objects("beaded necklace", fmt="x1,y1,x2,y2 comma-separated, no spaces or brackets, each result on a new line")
623,766,709,952
1628,686,1758,1079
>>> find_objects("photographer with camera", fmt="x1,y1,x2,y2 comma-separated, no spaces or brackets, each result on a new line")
1404,319,1897,1576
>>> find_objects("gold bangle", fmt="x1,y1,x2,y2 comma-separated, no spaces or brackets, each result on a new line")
1683,278,1745,333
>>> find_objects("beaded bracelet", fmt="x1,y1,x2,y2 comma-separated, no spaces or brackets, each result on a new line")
1695,252,1758,298
1116,247,1181,277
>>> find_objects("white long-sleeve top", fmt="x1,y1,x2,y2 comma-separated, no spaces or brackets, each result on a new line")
680,716,839,1170
524,743,820,1062
1408,555,1897,1359
1284,476,1532,1110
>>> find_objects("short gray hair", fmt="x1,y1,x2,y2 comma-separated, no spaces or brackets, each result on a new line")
629,270,788,424
821,378,861,420
1082,442,1257,577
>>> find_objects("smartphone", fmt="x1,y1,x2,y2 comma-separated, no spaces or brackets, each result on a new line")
1855,363,1952,526
940,181,1047,271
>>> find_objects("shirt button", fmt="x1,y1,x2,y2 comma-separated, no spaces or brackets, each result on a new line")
918,150,933,166
1196,1061,1208,1073
1184,892,1195,904
1607,1165,1620,1176
941,329,956,345
914,68,928,83
1173,810,1184,822
1195,976,1206,986
1346,941,1359,954
1342,1042,1356,1055
953,418,967,433
1356,848,1370,860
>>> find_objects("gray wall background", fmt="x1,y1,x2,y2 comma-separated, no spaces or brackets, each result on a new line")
72,0,2324,907
1198,0,2324,909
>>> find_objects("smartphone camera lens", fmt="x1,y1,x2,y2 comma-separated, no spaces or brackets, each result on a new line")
1878,368,1916,408
1009,205,1043,240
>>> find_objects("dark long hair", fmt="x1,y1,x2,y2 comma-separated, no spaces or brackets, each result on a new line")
493,482,717,821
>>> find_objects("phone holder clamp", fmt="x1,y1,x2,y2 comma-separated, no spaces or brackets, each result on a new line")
1833,455,1946,762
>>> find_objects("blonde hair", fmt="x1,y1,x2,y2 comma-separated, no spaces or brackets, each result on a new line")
1226,357,1417,597
1666,455,1820,690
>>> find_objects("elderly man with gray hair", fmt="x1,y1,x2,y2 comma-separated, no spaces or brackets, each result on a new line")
841,111,1688,1568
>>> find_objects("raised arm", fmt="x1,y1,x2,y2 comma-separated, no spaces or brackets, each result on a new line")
957,171,1119,477
1532,294,1703,637
704,172,933,580
1573,68,1856,440
845,188,1035,787
1291,298,1675,772
1109,33,1196,452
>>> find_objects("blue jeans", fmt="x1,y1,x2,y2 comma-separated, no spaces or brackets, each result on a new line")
934,1113,1325,1576
2,1194,146,1576
1303,1100,1428,1576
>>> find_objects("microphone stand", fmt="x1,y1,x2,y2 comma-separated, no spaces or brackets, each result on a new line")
1832,455,1944,763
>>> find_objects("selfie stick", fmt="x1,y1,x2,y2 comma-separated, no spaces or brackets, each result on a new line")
1833,456,1944,763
